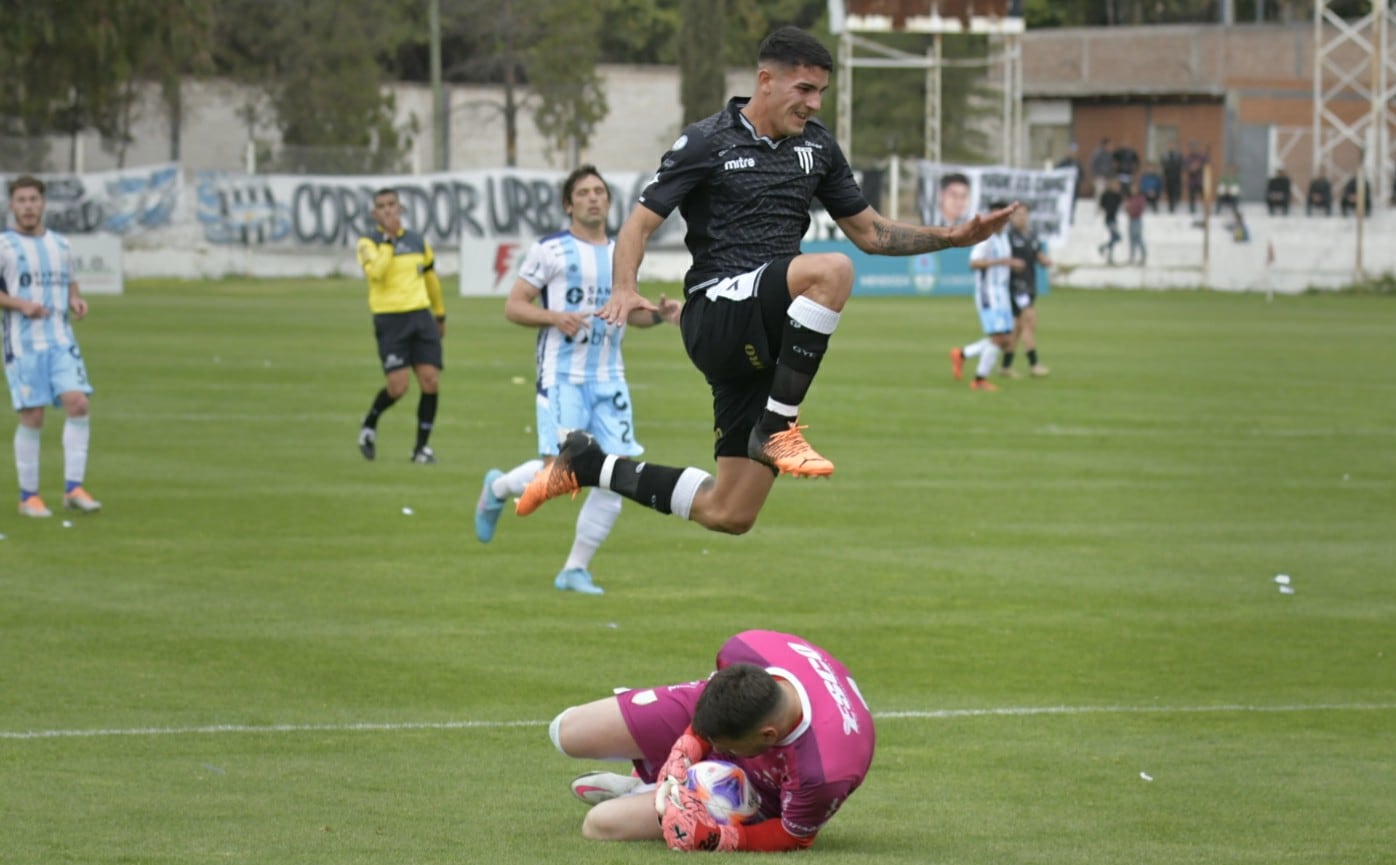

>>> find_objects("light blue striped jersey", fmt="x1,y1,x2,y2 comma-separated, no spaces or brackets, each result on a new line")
0,229,78,362
518,230,626,387
969,231,1012,312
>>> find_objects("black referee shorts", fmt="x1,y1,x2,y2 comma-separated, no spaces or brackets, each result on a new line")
679,257,794,459
373,308,443,373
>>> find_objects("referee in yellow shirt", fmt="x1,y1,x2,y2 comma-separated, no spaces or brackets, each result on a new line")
355,187,446,463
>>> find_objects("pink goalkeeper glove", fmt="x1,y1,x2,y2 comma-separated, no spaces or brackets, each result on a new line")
660,782,740,852
653,727,710,816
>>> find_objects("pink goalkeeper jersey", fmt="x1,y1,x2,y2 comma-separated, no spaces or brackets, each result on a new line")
714,630,875,838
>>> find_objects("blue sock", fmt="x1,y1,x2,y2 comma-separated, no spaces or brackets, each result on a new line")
20,489,36,501
65,480,82,494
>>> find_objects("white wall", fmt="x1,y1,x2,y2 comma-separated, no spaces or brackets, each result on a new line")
44,67,756,177
1052,204,1395,292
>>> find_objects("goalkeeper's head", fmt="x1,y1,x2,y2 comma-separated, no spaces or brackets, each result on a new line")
690,664,790,757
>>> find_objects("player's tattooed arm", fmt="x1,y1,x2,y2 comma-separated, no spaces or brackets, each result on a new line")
872,219,952,254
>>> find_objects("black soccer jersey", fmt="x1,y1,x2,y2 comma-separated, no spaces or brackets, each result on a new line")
1007,226,1042,296
637,98,869,290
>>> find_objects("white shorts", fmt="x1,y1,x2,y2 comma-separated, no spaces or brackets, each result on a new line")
5,345,94,411
535,380,643,457
978,307,1013,336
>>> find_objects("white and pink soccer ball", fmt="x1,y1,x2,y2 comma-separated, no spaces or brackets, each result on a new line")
684,760,761,825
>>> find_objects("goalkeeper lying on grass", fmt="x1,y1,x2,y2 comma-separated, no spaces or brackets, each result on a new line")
548,630,875,852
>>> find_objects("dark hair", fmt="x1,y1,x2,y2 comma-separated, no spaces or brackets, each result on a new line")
691,664,783,742
940,172,970,190
8,174,45,197
757,26,833,71
372,187,398,202
562,164,608,208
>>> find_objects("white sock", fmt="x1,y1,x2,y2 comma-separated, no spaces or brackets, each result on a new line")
14,424,41,495
976,344,1002,378
64,416,91,488
787,295,842,334
670,467,711,521
564,488,622,571
496,459,545,498
963,338,991,358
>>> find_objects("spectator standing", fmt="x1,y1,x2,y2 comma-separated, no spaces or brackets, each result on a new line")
1139,163,1163,212
1162,145,1184,213
1125,186,1147,265
1089,138,1114,199
1113,139,1141,193
1265,169,1292,215
1185,143,1209,214
1098,179,1124,265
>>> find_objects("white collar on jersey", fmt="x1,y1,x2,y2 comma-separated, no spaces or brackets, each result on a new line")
766,665,813,746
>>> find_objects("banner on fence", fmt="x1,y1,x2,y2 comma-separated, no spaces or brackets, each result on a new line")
1,163,180,236
803,239,1049,298
194,168,687,251
917,161,1077,248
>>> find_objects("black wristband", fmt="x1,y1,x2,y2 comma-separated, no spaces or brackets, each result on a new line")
436,315,446,323
650,310,663,325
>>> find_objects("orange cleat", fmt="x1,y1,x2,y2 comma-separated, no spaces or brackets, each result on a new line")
18,494,52,518
949,347,965,381
515,430,596,516
748,422,834,477
63,487,102,513
969,378,999,392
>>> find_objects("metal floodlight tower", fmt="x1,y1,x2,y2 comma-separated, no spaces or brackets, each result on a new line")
828,0,1025,166
1312,0,1396,208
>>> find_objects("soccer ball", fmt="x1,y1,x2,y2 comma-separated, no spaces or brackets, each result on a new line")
684,760,761,825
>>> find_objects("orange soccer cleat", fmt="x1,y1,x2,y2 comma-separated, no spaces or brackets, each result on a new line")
748,422,834,477
18,494,52,518
63,487,103,513
515,430,597,516
969,378,999,392
949,347,965,381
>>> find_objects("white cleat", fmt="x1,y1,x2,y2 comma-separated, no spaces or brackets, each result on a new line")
19,495,53,518
63,488,102,513
570,771,645,806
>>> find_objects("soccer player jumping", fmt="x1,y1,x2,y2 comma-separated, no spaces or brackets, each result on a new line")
517,26,1015,534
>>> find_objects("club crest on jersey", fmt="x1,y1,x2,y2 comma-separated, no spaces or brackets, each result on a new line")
795,146,815,174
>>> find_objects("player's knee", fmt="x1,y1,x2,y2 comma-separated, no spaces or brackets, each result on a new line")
385,379,409,400
549,707,576,756
824,253,855,291
580,805,625,841
64,395,89,418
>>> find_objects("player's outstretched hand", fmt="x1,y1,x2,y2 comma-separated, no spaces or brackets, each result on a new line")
949,201,1019,247
597,287,656,327
655,293,682,325
654,727,711,816
659,783,739,852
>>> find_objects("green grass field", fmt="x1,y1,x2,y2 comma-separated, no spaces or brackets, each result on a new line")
1,280,1393,865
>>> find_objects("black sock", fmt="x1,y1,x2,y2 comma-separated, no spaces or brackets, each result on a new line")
604,458,685,514
1027,349,1039,366
363,388,398,429
1002,351,1015,369
415,393,438,450
759,321,832,433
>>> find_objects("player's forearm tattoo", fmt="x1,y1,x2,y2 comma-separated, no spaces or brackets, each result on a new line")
874,220,951,254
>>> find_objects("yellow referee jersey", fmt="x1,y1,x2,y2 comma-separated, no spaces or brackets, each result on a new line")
356,226,446,317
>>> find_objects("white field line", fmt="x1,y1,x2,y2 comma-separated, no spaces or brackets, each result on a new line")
3,702,1393,741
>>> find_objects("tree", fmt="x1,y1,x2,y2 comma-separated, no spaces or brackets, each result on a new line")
0,1,206,169
211,0,418,174
679,0,728,125
529,0,609,165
